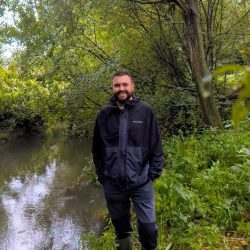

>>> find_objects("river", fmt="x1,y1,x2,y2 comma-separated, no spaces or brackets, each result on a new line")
0,129,106,250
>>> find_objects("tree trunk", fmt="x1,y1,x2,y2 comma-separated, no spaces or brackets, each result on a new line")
182,0,223,128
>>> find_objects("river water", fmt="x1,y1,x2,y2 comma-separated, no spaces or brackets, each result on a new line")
0,130,106,250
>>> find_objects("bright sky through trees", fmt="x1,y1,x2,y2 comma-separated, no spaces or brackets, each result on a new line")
0,7,21,59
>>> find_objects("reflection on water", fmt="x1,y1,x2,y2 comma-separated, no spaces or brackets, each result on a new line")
0,132,106,250
1,163,57,249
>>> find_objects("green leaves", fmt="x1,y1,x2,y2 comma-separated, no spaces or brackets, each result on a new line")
0,63,65,131
155,124,250,248
213,65,245,76
213,65,250,126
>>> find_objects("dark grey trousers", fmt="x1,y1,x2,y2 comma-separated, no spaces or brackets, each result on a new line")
103,180,158,250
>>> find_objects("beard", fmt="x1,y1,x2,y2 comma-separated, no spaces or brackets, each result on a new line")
114,90,133,104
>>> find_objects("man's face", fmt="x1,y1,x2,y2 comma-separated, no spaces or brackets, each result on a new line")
112,75,134,103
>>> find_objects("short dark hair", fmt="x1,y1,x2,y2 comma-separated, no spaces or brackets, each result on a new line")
112,69,134,83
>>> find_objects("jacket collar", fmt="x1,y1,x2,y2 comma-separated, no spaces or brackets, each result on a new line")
108,94,140,110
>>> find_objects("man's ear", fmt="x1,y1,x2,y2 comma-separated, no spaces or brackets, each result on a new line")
132,82,135,92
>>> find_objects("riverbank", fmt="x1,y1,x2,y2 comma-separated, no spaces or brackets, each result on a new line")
82,120,250,249
0,128,29,145
0,122,68,146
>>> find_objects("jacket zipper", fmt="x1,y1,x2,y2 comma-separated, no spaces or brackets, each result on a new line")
119,109,128,187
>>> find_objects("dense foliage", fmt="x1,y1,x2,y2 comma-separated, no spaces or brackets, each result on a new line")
83,120,250,249
0,64,66,139
0,0,249,137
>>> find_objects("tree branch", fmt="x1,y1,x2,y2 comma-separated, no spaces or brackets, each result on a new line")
212,9,249,39
127,0,169,4
219,85,243,101
126,0,187,11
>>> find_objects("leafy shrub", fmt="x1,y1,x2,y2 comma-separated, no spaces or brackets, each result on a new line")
155,121,250,249
0,64,65,135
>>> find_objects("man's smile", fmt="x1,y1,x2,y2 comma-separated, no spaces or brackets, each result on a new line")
118,92,128,98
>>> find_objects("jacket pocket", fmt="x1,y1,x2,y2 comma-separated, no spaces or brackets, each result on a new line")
126,147,143,176
103,147,120,178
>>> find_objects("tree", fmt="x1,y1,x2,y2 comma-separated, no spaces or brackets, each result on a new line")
128,0,223,128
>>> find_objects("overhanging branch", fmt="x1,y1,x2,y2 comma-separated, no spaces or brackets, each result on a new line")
126,0,187,12
127,0,169,4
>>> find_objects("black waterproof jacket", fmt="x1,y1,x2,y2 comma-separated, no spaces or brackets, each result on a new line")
92,95,164,190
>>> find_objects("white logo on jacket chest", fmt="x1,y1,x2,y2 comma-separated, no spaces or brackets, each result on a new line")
133,120,143,124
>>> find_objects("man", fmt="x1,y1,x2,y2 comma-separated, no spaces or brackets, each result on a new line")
92,70,164,250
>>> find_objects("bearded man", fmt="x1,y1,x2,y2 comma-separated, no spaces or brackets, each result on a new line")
92,70,164,250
